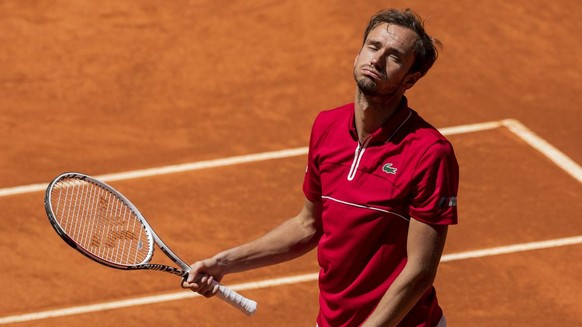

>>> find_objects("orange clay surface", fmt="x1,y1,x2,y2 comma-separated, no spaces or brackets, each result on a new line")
1,1,581,326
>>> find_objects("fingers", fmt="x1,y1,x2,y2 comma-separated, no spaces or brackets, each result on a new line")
181,273,218,297
186,261,205,283
180,260,221,298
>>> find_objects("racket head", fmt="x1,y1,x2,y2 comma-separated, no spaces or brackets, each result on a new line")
45,172,155,270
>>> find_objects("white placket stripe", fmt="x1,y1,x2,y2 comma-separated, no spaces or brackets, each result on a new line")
347,138,371,181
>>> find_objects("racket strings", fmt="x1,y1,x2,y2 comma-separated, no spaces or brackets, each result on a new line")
51,177,151,266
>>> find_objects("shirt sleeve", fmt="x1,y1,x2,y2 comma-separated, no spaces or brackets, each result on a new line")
302,117,322,202
409,140,459,225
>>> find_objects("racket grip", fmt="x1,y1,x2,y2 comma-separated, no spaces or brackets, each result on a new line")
212,281,257,316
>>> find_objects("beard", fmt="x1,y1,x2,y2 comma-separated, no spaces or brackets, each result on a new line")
355,76,379,96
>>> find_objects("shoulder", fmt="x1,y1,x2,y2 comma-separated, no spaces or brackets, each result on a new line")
407,110,455,153
313,103,353,127
310,103,353,140
399,110,458,175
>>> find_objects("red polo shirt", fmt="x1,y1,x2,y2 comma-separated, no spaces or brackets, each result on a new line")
303,99,459,327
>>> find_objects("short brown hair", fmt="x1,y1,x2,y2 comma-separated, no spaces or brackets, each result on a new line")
363,8,442,77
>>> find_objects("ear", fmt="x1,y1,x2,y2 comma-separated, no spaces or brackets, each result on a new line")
353,54,359,68
403,72,422,90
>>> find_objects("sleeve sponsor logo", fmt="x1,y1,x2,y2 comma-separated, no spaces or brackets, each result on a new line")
438,196,457,207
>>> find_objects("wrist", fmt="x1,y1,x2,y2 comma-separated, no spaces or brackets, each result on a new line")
214,243,256,274
213,250,236,274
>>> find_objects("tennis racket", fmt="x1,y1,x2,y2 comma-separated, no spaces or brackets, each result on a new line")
44,172,257,316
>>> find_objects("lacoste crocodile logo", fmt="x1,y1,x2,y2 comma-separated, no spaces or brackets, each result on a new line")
382,163,397,175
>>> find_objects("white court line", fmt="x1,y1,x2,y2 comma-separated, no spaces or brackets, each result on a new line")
0,148,310,197
502,119,582,183
438,120,502,136
1,235,581,324
0,120,503,198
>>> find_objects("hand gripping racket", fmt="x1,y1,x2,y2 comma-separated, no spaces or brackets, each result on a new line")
44,172,257,316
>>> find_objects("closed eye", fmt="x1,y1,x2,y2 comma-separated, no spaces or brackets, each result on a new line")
387,49,406,63
366,40,382,51
389,53,401,62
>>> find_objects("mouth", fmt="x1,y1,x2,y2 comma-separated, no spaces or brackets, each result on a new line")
361,66,383,81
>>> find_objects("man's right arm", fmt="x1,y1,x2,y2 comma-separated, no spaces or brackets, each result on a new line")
182,198,322,296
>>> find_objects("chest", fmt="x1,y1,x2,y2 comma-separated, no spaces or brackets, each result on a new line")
316,139,422,212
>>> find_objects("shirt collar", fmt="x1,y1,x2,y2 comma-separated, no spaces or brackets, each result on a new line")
348,96,412,145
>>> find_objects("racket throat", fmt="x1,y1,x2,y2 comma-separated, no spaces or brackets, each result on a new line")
134,264,188,277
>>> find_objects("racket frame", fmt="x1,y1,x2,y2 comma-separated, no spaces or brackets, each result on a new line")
45,173,155,270
45,172,257,316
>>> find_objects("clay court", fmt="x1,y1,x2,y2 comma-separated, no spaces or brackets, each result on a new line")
1,1,581,326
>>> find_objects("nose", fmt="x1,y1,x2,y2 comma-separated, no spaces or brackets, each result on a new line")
370,52,384,69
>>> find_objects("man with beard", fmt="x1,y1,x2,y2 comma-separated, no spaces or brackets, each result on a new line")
182,8,458,327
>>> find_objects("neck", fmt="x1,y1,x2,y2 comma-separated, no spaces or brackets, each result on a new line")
354,90,403,143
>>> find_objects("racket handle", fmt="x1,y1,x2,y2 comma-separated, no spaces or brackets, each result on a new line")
212,280,257,316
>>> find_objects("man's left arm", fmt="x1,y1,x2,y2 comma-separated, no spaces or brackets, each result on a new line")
361,218,448,327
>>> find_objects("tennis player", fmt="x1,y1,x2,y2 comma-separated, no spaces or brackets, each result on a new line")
183,8,458,327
